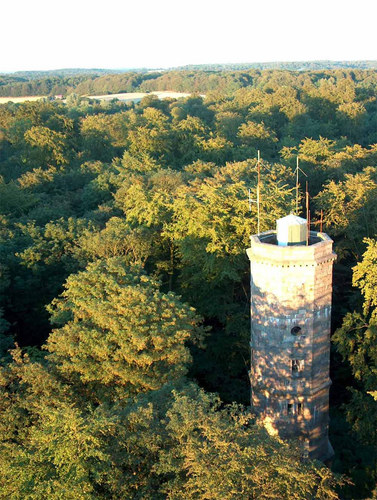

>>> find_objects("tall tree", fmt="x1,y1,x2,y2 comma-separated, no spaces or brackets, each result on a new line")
46,257,204,403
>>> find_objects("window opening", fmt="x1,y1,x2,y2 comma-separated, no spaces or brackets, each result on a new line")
291,326,302,336
285,402,304,416
291,359,304,376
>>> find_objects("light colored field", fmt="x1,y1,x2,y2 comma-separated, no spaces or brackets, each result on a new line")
86,91,194,102
0,95,46,104
0,91,203,105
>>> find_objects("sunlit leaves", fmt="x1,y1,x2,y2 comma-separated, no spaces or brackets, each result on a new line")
352,239,377,317
24,125,69,166
315,168,377,258
156,386,342,500
169,160,294,256
46,258,203,402
77,217,153,266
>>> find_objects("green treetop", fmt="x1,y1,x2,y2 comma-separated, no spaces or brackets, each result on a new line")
46,257,204,402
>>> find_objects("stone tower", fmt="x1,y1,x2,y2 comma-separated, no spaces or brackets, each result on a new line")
246,215,336,461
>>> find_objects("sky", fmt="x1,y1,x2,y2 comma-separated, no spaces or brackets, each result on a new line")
1,0,376,72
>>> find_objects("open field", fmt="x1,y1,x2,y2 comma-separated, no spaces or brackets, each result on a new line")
0,91,200,105
86,91,196,102
0,95,46,104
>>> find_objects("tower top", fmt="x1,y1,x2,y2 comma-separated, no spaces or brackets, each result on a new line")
276,214,307,247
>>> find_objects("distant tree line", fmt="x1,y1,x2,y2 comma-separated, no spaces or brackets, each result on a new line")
177,60,377,71
0,74,98,97
1,63,377,98
10,68,124,79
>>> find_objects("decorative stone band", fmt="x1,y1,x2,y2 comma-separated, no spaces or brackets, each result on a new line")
247,230,336,267
247,257,337,268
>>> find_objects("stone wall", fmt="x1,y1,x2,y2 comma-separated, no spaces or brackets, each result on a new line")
247,230,336,461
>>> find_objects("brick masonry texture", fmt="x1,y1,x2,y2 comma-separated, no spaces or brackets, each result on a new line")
247,230,336,461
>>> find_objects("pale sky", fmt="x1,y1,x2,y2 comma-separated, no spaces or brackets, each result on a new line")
1,0,376,72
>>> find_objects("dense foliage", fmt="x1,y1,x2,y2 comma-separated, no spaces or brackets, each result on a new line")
2,61,377,97
1,67,377,497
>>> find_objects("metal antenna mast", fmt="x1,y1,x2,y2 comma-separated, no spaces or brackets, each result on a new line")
306,181,310,245
257,150,261,234
313,209,324,233
248,151,272,234
320,209,323,233
295,157,307,216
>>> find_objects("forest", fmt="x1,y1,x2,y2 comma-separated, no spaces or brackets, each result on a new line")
1,61,377,97
0,67,377,498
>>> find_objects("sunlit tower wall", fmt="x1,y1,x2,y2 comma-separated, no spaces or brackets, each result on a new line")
246,215,336,461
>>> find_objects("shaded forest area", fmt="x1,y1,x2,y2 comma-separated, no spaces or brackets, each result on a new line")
0,68,377,498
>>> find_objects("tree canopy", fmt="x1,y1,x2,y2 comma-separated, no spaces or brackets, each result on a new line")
46,258,204,402
1,66,377,497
